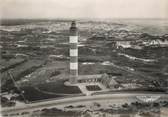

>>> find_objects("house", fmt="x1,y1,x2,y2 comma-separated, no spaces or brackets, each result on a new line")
116,40,132,48
100,74,120,89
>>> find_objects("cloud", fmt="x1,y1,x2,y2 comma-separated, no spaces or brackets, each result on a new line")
0,0,167,19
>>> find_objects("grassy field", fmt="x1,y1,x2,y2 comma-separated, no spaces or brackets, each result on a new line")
0,58,26,72
19,79,82,102
1,60,45,92
37,80,82,94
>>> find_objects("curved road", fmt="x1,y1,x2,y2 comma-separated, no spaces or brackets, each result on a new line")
1,93,168,115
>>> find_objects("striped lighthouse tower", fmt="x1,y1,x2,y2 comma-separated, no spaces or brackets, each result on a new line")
69,21,78,84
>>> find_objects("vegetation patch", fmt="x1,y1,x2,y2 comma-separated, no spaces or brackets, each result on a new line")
86,85,101,91
16,79,82,102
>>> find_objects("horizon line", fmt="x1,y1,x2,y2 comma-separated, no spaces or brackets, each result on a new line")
1,17,168,21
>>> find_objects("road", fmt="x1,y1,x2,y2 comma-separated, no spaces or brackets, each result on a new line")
1,93,168,115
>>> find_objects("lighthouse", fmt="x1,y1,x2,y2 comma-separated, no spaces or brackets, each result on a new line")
69,21,78,84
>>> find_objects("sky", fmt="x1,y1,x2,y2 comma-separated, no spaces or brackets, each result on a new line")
0,0,168,19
